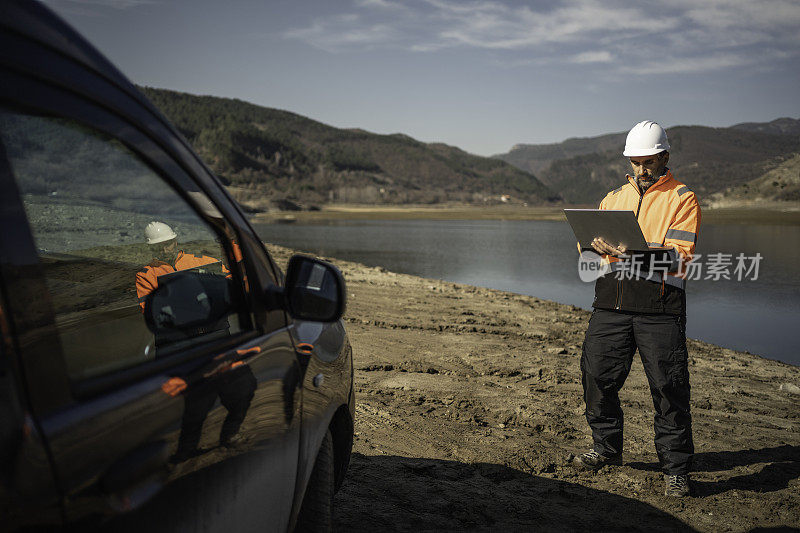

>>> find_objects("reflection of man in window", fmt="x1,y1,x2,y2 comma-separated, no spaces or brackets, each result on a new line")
135,221,222,310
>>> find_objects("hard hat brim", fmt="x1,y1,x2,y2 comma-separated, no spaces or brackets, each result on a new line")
623,147,668,157
146,233,177,245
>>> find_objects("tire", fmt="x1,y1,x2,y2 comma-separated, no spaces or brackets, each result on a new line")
294,429,334,533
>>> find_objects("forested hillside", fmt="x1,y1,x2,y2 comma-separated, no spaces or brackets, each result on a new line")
710,152,800,206
141,87,556,208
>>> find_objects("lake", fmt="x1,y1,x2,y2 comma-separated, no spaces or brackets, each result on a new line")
253,219,800,366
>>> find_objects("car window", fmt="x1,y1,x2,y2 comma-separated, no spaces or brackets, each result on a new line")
0,109,248,381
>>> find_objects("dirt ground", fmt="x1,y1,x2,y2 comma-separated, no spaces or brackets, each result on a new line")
268,245,800,532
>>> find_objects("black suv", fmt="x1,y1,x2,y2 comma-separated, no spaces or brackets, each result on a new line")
0,2,354,531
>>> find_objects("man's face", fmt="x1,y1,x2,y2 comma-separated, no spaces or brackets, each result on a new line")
150,238,178,262
629,152,667,180
162,239,177,255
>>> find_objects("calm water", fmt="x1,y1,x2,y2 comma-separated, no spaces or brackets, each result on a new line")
254,219,800,366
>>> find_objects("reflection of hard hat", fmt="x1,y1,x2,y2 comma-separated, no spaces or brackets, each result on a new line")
623,120,670,157
145,221,177,244
187,191,222,219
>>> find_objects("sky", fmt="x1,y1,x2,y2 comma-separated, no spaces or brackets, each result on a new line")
44,0,800,156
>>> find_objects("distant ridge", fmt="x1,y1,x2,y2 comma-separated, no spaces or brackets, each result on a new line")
140,87,556,209
495,119,800,204
496,132,625,179
731,117,800,136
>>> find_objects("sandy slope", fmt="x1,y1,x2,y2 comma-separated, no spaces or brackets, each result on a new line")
268,245,800,532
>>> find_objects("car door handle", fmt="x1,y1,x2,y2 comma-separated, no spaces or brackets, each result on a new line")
101,440,169,495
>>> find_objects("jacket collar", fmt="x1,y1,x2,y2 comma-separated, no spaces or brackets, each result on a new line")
626,168,673,193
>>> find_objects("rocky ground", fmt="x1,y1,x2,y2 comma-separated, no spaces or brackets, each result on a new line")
267,245,800,533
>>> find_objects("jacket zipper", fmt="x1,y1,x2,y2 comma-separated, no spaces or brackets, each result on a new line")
630,179,644,219
631,173,668,218
618,175,664,309
615,181,643,309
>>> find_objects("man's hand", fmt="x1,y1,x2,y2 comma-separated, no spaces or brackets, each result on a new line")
591,237,628,257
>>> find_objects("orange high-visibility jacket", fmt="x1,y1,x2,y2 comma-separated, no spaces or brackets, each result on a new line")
593,169,701,314
136,251,223,310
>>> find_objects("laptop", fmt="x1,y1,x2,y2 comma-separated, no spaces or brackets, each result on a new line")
156,260,226,280
564,209,671,252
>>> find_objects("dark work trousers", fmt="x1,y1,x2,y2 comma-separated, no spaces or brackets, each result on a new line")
581,309,693,474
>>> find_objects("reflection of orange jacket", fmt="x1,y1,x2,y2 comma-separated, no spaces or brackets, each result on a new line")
136,251,222,310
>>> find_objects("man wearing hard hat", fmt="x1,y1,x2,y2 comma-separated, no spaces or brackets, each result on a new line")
136,221,255,460
135,221,224,311
573,121,701,498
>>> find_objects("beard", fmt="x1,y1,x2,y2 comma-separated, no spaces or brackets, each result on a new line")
637,164,666,187
150,240,177,264
636,173,658,193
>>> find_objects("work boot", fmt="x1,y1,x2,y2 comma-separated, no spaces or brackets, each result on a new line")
664,474,691,497
573,450,622,471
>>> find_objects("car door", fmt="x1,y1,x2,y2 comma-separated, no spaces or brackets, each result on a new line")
0,10,304,530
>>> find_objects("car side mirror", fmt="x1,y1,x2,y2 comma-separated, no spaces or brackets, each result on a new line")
283,255,346,322
144,271,232,335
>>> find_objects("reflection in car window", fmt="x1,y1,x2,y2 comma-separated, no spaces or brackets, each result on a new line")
0,110,247,381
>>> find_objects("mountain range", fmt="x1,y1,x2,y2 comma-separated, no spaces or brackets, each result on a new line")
495,118,800,205
140,87,799,208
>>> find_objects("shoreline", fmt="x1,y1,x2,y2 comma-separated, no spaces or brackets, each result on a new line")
251,203,800,225
266,244,800,532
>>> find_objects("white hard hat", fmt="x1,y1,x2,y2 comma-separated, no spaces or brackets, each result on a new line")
145,221,177,244
623,120,670,157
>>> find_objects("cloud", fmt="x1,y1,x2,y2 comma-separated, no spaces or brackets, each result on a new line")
283,0,800,74
425,0,677,49
283,14,402,50
570,51,614,64
354,0,405,9
680,0,800,33
620,53,753,75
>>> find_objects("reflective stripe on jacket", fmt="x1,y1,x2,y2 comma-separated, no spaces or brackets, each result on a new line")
593,169,701,314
